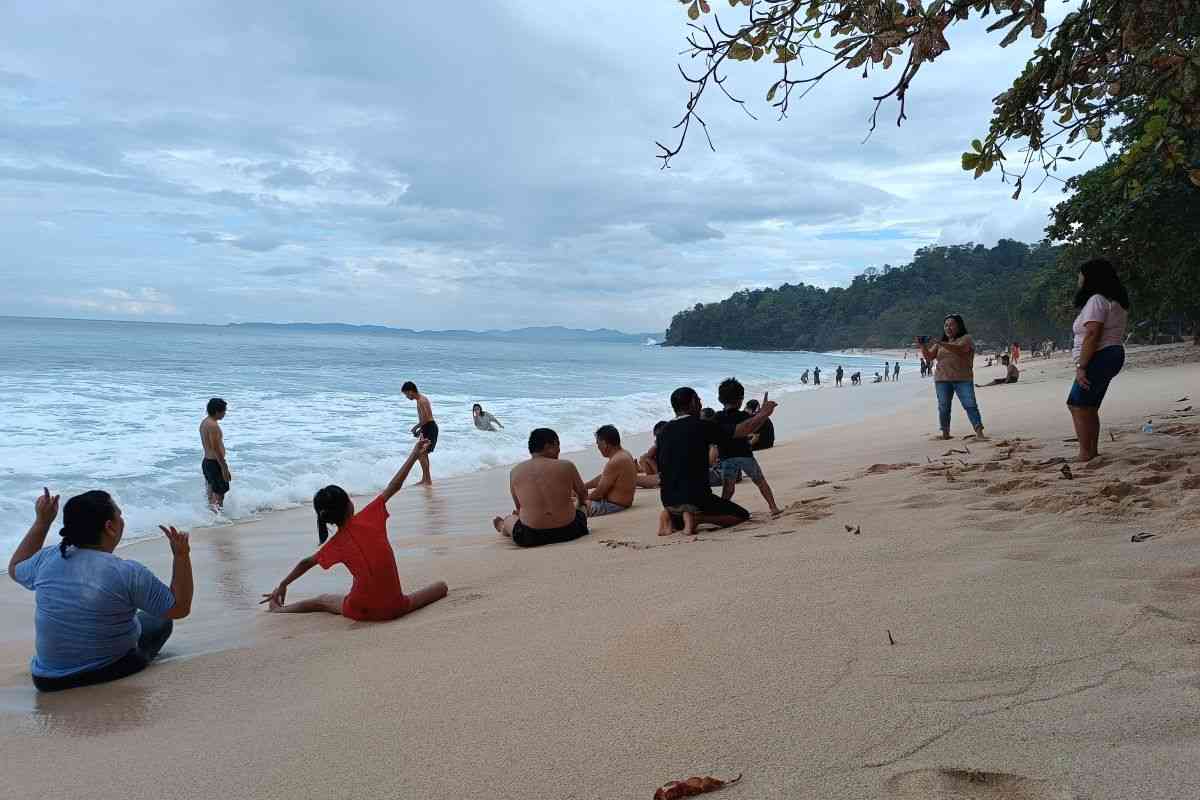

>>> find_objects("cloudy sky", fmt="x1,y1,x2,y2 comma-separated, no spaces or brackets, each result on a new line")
0,2,1092,333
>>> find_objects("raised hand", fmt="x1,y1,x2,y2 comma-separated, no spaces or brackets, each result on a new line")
34,487,60,524
760,392,778,415
159,525,190,557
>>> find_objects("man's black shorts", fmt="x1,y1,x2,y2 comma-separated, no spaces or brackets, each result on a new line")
202,458,229,495
512,510,589,548
416,420,439,453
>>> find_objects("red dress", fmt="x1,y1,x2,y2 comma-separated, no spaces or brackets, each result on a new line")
315,496,408,621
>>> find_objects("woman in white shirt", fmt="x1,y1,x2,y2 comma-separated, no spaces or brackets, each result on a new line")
1068,258,1130,462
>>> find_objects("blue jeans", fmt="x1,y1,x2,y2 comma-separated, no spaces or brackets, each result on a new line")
935,381,983,433
32,611,173,692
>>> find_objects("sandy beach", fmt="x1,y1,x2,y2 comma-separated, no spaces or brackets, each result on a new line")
3,344,1199,799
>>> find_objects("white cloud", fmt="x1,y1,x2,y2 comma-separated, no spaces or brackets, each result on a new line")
49,287,178,316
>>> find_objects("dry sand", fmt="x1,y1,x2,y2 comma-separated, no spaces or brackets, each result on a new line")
2,344,1199,799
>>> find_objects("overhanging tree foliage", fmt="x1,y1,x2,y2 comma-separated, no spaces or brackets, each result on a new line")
662,0,1200,197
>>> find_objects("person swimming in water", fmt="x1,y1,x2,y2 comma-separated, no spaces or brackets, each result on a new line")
260,438,448,621
472,403,504,431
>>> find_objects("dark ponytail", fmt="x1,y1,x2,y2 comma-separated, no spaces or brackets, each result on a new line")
59,490,118,558
312,485,352,544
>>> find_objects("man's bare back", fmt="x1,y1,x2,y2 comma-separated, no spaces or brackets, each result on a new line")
200,417,224,461
510,456,586,529
589,448,637,508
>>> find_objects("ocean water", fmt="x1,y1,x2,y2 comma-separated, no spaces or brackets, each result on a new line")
0,316,902,561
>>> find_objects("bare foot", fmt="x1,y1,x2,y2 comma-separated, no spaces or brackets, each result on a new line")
492,516,503,533
417,479,433,487
939,432,952,440
973,427,988,440
657,527,672,537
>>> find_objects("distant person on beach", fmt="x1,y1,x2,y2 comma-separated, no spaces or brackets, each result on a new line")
638,421,667,476
893,361,900,382
978,355,1019,387
1068,258,1129,462
9,488,193,692
873,372,883,383
883,361,889,382
813,366,821,385
261,438,448,619
1010,341,1021,364
402,381,437,485
472,403,504,432
801,369,809,385
493,428,590,547
654,386,777,536
715,379,782,517
744,399,775,451
851,371,862,386
835,365,844,387
200,397,231,510
583,425,637,516
916,314,986,440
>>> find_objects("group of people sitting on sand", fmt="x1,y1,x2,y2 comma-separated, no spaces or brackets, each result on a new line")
7,258,1131,693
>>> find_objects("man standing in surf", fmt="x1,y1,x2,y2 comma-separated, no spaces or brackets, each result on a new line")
200,398,231,511
401,381,437,486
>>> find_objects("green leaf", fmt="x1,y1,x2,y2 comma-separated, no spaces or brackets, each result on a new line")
972,139,983,153
962,152,981,170
688,1,700,20
729,43,753,60
1085,124,1102,142
766,83,779,102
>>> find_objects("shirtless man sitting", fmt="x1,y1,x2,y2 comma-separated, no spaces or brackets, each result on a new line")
200,397,231,510
583,425,637,516
493,428,590,548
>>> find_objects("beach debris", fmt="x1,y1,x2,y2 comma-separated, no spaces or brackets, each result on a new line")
1178,397,1190,402
887,629,896,646
843,524,861,535
1060,464,1074,480
1130,532,1156,543
1063,437,1079,443
1110,432,1116,442
1181,406,1193,413
806,479,830,487
653,773,742,800
942,448,970,456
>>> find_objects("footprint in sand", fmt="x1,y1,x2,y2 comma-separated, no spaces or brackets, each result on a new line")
862,462,919,476
884,768,1077,799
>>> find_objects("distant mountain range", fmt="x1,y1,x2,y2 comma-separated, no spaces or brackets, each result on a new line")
229,322,662,344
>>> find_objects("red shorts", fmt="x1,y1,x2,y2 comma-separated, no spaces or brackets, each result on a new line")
342,592,410,622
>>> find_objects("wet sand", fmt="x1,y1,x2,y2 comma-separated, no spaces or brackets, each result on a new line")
2,345,1199,799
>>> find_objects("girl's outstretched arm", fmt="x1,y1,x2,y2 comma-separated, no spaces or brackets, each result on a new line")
261,555,317,607
380,438,430,503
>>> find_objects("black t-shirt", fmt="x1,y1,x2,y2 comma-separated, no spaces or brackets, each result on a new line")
752,418,775,451
656,415,734,507
715,409,753,459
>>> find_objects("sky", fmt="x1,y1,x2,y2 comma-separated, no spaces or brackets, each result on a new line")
0,1,1095,334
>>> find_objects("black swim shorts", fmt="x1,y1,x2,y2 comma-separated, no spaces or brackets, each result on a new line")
202,458,229,495
416,420,439,453
511,510,589,548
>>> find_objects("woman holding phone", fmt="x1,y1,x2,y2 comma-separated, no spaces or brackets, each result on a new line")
916,315,986,440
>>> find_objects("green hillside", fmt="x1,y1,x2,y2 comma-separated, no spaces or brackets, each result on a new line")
663,240,1071,352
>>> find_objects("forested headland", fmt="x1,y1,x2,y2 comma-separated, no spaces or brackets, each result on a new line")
662,240,1161,352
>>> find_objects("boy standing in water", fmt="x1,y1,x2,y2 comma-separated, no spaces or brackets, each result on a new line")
200,398,231,510
401,381,437,485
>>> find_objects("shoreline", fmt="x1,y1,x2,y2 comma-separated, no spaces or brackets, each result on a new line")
4,343,1197,798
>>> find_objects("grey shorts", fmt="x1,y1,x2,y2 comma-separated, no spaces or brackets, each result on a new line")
587,499,629,517
720,456,763,483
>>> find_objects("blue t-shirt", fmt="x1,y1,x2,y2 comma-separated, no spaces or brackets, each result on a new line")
12,546,175,678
